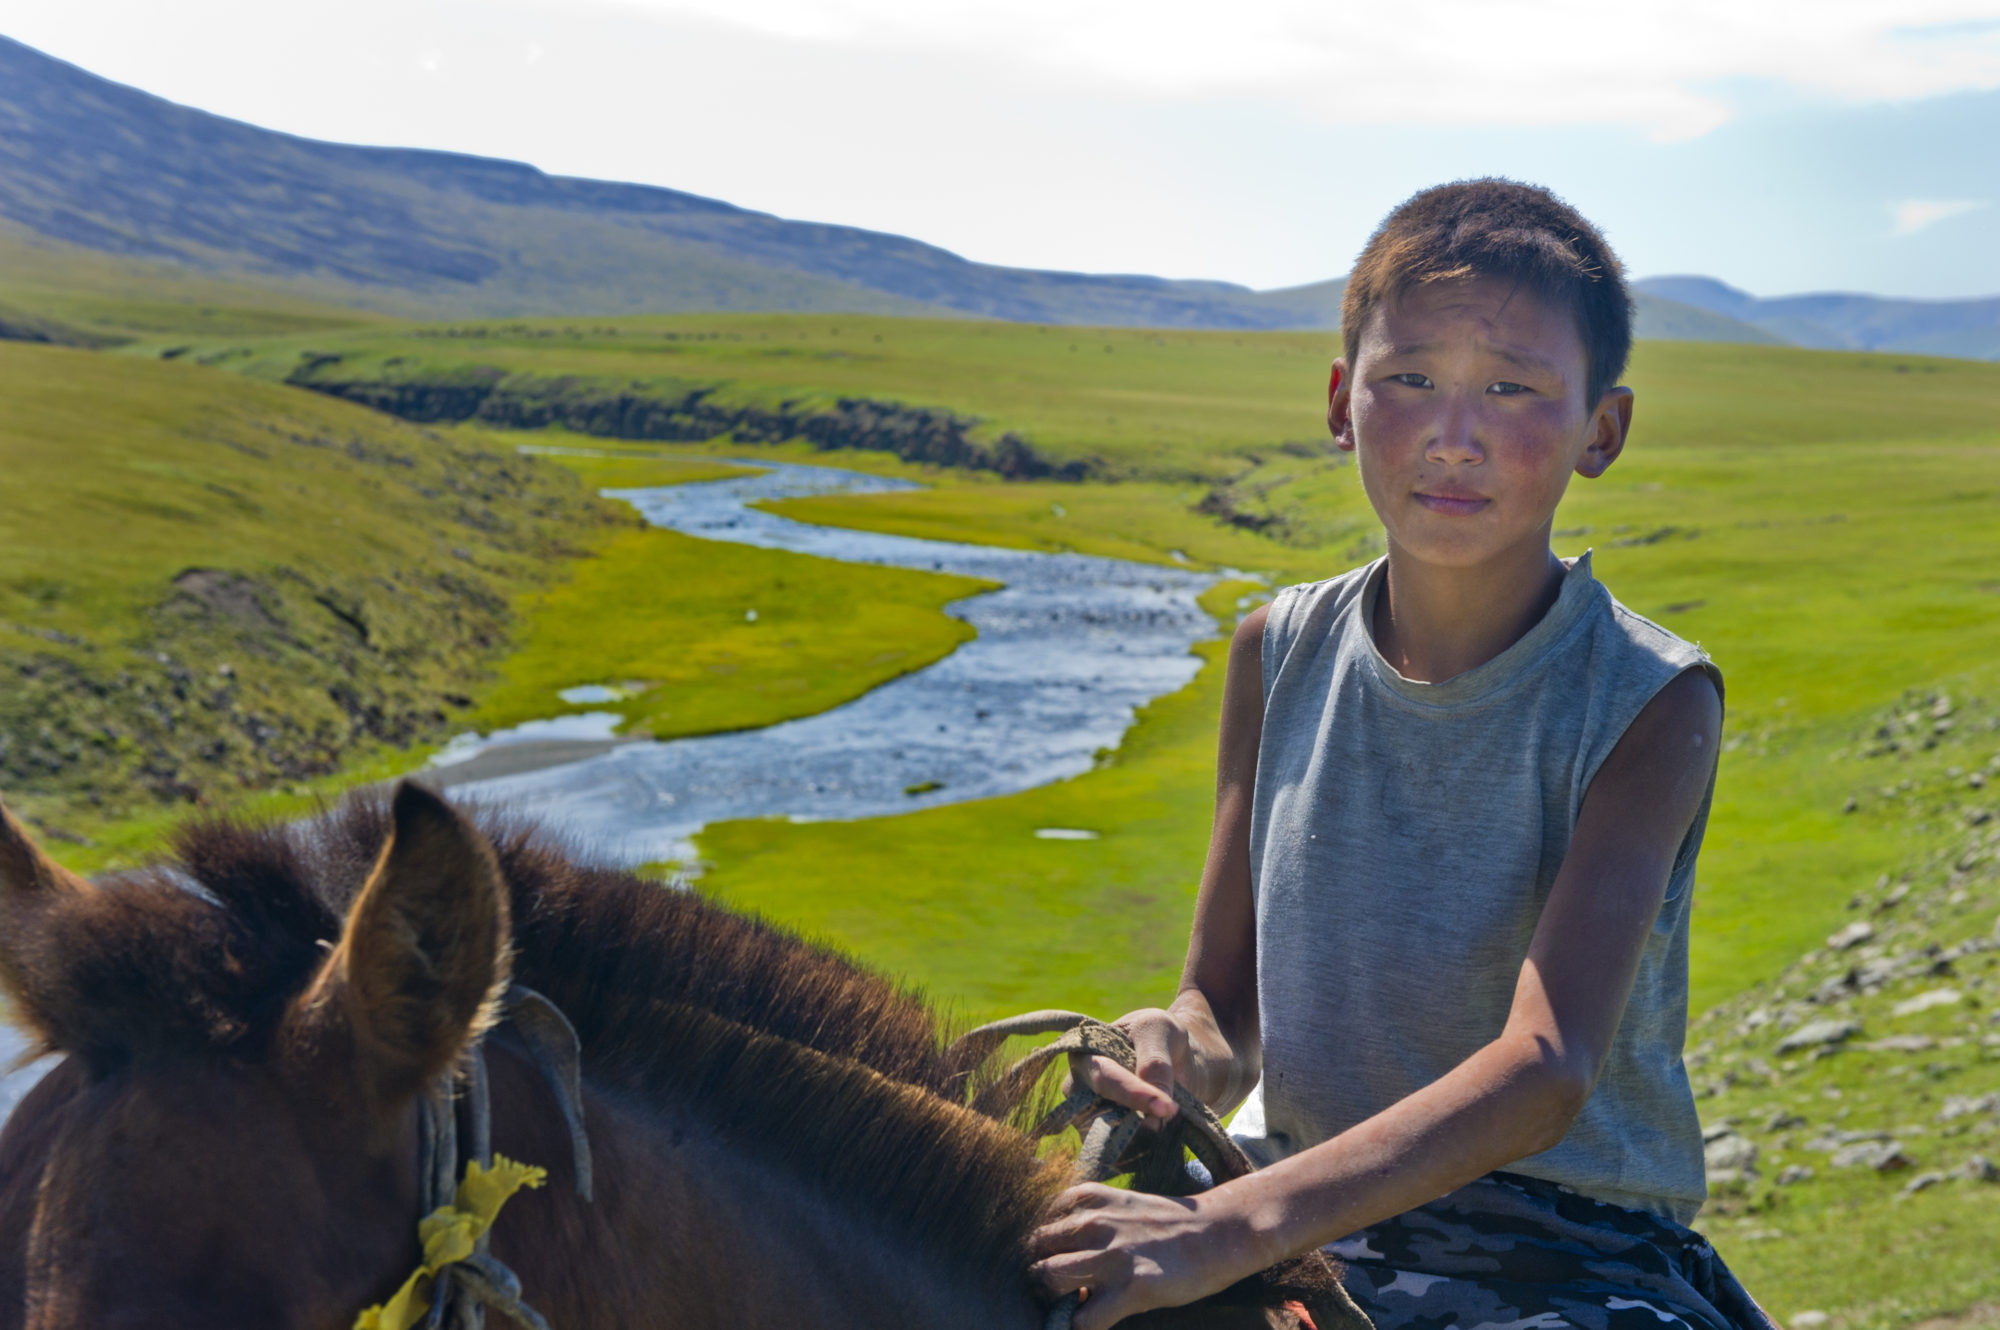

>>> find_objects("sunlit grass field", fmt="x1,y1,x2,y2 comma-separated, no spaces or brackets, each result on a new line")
22,309,2000,1326
468,451,995,742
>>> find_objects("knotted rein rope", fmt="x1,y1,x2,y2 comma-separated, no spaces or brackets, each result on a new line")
945,1010,1360,1330
362,983,595,1330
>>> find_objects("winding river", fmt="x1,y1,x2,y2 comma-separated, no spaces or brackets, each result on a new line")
0,457,1230,1120
438,458,1223,864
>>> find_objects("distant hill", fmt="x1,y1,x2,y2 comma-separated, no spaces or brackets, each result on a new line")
1635,276,2000,359
0,35,1986,353
0,36,1348,330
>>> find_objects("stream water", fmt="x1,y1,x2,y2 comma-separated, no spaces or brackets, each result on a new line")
438,458,1223,864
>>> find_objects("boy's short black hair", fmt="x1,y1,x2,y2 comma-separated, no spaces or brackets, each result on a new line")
1342,179,1633,404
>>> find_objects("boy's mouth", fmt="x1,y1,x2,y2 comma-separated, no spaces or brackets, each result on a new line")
1413,489,1490,516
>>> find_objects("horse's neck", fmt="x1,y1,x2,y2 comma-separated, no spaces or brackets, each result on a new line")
484,1048,1045,1330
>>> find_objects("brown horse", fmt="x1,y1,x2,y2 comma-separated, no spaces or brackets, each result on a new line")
0,782,1336,1329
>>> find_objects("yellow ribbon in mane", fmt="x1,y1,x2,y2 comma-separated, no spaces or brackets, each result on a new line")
353,1156,548,1330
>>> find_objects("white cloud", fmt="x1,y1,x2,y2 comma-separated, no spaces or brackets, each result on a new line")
1891,198,1988,235
603,0,2000,139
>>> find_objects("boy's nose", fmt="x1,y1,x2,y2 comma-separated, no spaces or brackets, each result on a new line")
1424,399,1485,465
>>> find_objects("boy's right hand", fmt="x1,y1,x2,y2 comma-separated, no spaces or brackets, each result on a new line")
1072,1008,1188,1128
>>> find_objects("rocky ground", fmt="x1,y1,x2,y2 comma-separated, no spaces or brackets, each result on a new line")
1688,688,2000,1327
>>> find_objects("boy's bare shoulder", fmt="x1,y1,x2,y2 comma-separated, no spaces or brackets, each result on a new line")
1585,666,1722,842
1231,601,1270,649
1624,667,1723,750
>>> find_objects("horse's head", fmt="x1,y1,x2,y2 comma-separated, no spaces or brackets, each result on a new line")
0,783,511,1329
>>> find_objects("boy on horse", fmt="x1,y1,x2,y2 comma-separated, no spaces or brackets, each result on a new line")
1030,180,1773,1330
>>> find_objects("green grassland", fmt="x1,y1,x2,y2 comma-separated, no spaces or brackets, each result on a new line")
127,313,1342,480
0,224,399,343
516,446,755,491
19,308,2000,1325
467,445,995,741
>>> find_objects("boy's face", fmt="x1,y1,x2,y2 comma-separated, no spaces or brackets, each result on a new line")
1329,275,1632,572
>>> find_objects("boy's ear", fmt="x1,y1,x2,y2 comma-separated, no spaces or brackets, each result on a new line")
1575,386,1634,479
1327,358,1355,453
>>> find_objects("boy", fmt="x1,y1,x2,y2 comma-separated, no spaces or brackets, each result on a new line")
1029,180,1770,1330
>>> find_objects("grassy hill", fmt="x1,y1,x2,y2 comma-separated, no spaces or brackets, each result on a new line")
0,340,620,840
0,222,401,344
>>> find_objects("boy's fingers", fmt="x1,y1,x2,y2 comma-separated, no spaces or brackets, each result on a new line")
1033,1183,1118,1242
1129,1023,1179,1098
1081,1055,1177,1119
1028,1212,1107,1261
1027,1247,1111,1295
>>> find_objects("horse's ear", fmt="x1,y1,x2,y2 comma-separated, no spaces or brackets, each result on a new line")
0,795,95,1040
292,782,511,1109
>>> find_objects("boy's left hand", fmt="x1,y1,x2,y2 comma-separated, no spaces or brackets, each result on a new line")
1029,1181,1270,1329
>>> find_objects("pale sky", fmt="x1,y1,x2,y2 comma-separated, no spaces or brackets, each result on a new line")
5,0,1999,297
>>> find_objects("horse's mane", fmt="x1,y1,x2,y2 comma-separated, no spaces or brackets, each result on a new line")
10,794,1059,1290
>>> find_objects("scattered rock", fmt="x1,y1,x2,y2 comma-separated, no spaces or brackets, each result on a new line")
1937,1093,2000,1123
1893,988,1963,1018
1901,1171,1949,1197
1704,1131,1760,1175
1959,1155,2000,1182
1765,1110,1807,1132
1830,1140,1914,1171
1778,1020,1862,1054
1792,1312,1830,1329
1776,1165,1816,1186
1827,921,1876,951
1863,1035,1938,1053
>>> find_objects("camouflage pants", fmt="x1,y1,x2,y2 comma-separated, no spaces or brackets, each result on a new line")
1323,1172,1776,1330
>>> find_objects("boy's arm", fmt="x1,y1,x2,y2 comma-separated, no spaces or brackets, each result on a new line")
1033,666,1722,1330
1080,604,1268,1124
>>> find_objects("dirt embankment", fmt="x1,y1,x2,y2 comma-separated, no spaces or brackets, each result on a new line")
284,358,1095,481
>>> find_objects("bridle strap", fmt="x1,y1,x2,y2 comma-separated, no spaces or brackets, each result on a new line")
417,983,593,1330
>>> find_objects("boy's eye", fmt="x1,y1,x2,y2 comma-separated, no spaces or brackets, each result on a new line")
1390,372,1433,389
1487,381,1531,395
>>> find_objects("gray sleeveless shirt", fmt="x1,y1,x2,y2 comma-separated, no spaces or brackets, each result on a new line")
1234,553,1721,1223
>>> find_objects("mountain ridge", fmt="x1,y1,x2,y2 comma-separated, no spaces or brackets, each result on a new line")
0,35,1339,329
2,34,1996,356
1634,276,2000,360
